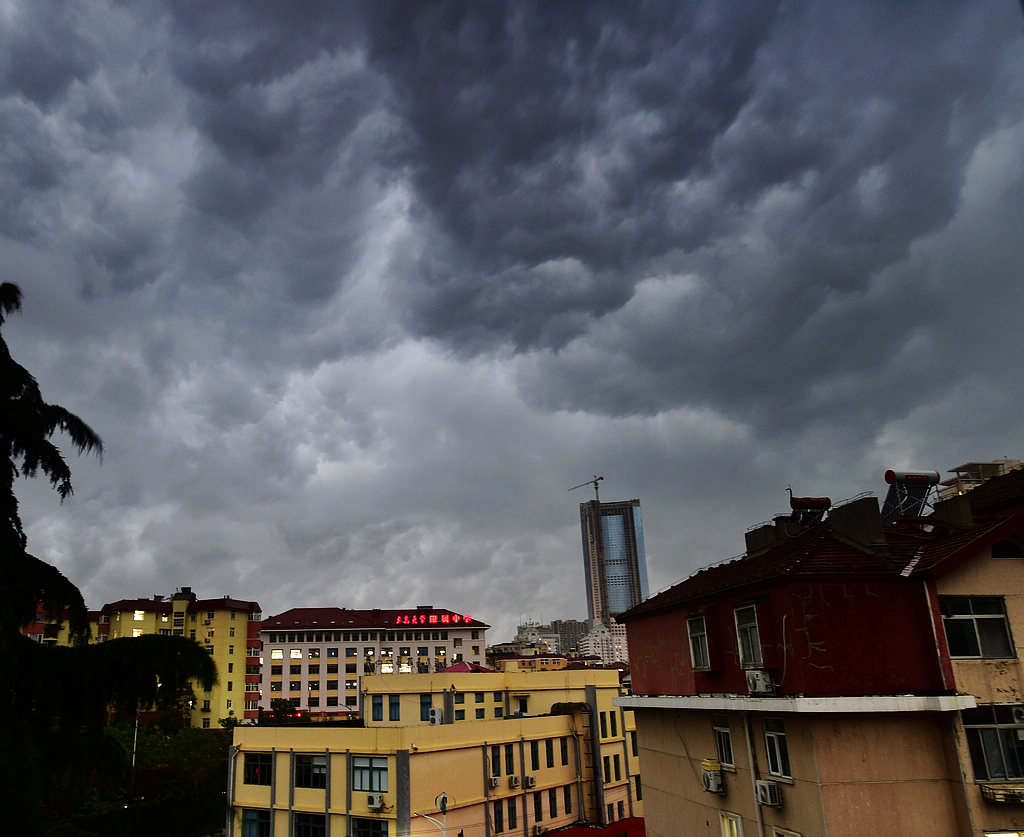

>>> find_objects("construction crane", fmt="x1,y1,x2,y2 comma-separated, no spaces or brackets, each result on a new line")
568,475,604,503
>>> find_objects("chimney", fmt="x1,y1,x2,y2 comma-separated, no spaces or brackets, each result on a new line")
828,496,887,554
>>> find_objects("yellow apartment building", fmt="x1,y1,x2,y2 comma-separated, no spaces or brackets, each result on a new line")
228,668,642,837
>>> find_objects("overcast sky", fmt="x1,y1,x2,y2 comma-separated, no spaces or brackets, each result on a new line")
4,1,1023,642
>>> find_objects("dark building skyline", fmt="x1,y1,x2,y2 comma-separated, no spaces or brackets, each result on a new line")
579,498,650,626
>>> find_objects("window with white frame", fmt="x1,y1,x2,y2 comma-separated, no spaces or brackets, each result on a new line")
940,596,1015,658
764,718,791,777
962,705,1024,781
735,605,762,666
720,812,743,837
712,714,734,767
352,756,388,792
688,614,710,669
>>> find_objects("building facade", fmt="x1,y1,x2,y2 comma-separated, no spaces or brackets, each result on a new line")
228,668,641,837
579,499,650,626
618,466,1024,837
257,606,489,719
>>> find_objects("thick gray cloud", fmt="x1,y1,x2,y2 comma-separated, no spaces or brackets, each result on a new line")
2,1,1022,641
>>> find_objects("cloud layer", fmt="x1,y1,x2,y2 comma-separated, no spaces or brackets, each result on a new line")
3,1,1023,640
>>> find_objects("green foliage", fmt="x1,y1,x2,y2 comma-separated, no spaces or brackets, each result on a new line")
0,284,224,834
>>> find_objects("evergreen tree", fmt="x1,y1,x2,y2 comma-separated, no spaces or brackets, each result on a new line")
0,283,218,833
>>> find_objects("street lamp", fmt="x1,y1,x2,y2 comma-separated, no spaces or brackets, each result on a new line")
414,792,452,837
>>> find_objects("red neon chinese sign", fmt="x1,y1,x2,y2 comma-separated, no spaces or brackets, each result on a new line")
394,613,472,626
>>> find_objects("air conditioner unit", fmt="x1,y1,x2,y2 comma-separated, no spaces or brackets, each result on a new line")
701,769,724,794
429,708,443,725
525,775,536,788
508,775,521,788
755,780,782,807
489,776,500,788
367,793,385,811
746,669,775,695
1013,707,1024,725
533,827,545,836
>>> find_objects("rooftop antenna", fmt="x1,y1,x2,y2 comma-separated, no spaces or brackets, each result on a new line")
568,475,604,503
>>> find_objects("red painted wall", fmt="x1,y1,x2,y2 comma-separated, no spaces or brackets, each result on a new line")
627,578,947,697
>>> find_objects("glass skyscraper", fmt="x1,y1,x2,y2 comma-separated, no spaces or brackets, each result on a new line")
579,498,650,625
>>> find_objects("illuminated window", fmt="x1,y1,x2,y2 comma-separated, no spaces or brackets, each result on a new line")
270,649,283,660
720,812,742,837
132,629,144,638
290,649,302,659
134,610,145,621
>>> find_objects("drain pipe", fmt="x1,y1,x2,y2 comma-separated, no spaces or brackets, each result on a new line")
742,713,765,837
225,744,240,837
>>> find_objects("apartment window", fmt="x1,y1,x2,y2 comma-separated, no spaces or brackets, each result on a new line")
507,797,517,829
491,745,501,777
475,692,485,703
534,792,543,822
630,730,638,758
613,754,621,781
289,680,300,691
548,787,557,818
454,709,465,720
134,610,145,621
290,664,301,675
688,614,709,668
454,692,465,704
295,754,327,789
764,718,791,777
271,649,284,660
531,740,540,771
243,753,272,785
476,708,485,719
600,712,608,738
721,812,743,837
326,679,338,690
607,803,614,822
495,707,503,718
634,775,642,801
713,714,734,767
963,705,1024,780
352,820,388,837
290,649,302,659
241,809,270,837
617,801,624,819
505,744,515,775
203,717,210,728
345,680,357,690
352,756,388,792
610,712,618,737
735,605,762,666
493,800,504,833
420,694,432,721
493,691,502,701
940,596,1014,658
389,694,400,721
294,813,326,837
561,736,569,765
603,755,611,782
372,695,383,722
545,738,554,768
563,785,572,814
327,647,339,658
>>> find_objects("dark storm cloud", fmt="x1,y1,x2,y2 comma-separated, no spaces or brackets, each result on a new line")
1,1,1022,639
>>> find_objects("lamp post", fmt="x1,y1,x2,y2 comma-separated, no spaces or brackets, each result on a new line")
414,792,450,837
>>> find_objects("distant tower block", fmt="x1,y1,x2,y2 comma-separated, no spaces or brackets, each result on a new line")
578,498,650,625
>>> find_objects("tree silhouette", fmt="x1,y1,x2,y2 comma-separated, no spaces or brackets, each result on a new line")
0,283,218,833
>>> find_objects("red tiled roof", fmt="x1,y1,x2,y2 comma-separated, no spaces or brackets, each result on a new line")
623,507,1024,620
436,661,493,672
552,818,645,837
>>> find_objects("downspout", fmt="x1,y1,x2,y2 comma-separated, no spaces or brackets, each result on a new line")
742,712,765,837
225,744,240,837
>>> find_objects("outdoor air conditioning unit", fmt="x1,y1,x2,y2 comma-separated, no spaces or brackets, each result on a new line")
508,775,521,788
746,669,775,695
429,708,443,725
489,776,500,788
701,768,724,794
367,793,385,811
533,827,545,836
525,775,537,788
755,780,782,807
1013,707,1024,725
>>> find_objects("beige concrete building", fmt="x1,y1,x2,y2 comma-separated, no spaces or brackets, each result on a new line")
228,668,642,837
